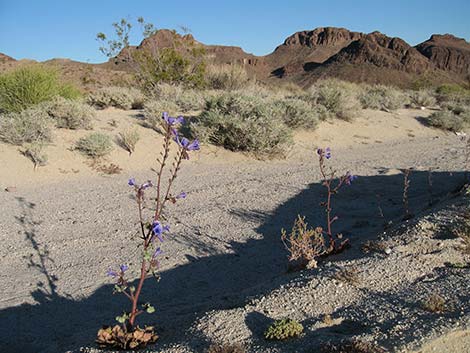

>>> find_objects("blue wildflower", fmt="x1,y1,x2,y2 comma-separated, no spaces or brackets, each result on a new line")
345,172,357,185
162,112,184,126
128,178,136,186
176,192,187,199
151,221,170,242
120,264,129,272
106,268,118,278
152,247,163,259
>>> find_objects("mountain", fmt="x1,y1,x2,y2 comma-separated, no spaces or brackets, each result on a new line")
416,34,470,76
0,53,15,63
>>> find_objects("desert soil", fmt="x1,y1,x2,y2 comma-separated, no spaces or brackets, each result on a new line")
0,108,469,353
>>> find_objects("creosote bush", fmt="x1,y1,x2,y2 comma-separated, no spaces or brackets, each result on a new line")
21,142,48,169
274,98,320,129
0,106,53,145
427,110,466,132
206,64,250,90
264,319,303,340
117,129,140,155
87,86,145,110
309,79,361,121
189,92,292,155
45,97,95,130
75,132,114,158
359,85,405,111
0,65,81,113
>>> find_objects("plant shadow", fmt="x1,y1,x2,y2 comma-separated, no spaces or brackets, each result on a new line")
0,170,466,352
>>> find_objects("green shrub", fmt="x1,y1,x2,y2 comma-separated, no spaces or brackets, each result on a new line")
0,107,53,145
264,319,303,340
117,129,140,155
360,85,405,111
143,100,180,130
45,97,95,130
87,86,145,110
0,65,81,113
190,92,292,155
309,79,360,121
152,83,204,112
274,98,319,129
75,132,114,158
427,110,465,132
408,89,437,108
206,64,250,90
21,142,48,169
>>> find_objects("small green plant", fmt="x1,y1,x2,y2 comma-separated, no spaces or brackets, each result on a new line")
21,142,48,170
87,86,145,110
264,318,303,340
206,64,250,90
274,98,320,129
46,97,95,130
0,107,53,145
309,79,360,121
117,129,140,155
0,65,80,113
75,132,114,158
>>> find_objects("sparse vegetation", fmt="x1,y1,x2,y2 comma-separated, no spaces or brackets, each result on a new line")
309,79,360,121
264,318,303,340
207,343,246,353
421,294,453,313
144,100,180,130
21,142,48,169
408,89,436,108
153,83,205,112
206,64,250,90
427,110,466,132
334,267,361,286
45,97,95,130
190,92,292,155
0,65,81,113
117,129,140,155
0,106,53,145
75,132,114,158
359,85,405,111
320,339,387,353
87,86,145,110
452,212,470,254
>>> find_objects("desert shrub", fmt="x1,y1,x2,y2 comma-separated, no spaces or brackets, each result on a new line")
407,89,437,108
87,86,145,110
274,98,320,129
320,339,387,353
264,319,303,340
143,100,180,130
189,92,292,155
427,110,466,132
309,79,360,121
152,83,204,112
207,343,246,353
75,132,114,158
359,85,405,111
21,142,48,169
452,212,470,254
421,294,453,313
117,129,140,155
206,64,250,90
334,267,361,286
45,97,95,129
0,107,53,145
0,65,81,113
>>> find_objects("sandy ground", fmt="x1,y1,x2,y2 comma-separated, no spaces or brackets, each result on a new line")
0,108,469,353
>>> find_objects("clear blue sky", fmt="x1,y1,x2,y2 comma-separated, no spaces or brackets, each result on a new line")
1,0,469,63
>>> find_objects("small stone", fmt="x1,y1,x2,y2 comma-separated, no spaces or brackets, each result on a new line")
384,248,392,255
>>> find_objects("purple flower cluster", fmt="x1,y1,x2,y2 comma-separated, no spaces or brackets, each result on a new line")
128,178,153,190
151,221,170,243
106,264,129,278
345,171,357,185
162,112,184,126
173,130,200,154
317,147,331,159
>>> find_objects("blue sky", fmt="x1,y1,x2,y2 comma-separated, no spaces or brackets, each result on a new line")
1,0,469,63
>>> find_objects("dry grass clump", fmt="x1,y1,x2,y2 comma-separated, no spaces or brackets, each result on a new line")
117,129,140,155
153,83,205,112
264,318,303,340
189,92,292,155
320,339,387,353
87,86,145,110
359,85,406,111
45,97,95,130
421,294,453,313
75,132,114,158
206,64,250,91
0,106,53,145
0,64,81,113
309,79,360,121
407,89,437,108
274,97,320,129
21,142,48,169
452,212,470,254
427,110,467,132
333,267,361,286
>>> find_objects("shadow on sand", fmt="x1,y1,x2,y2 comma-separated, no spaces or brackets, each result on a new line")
0,170,466,352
